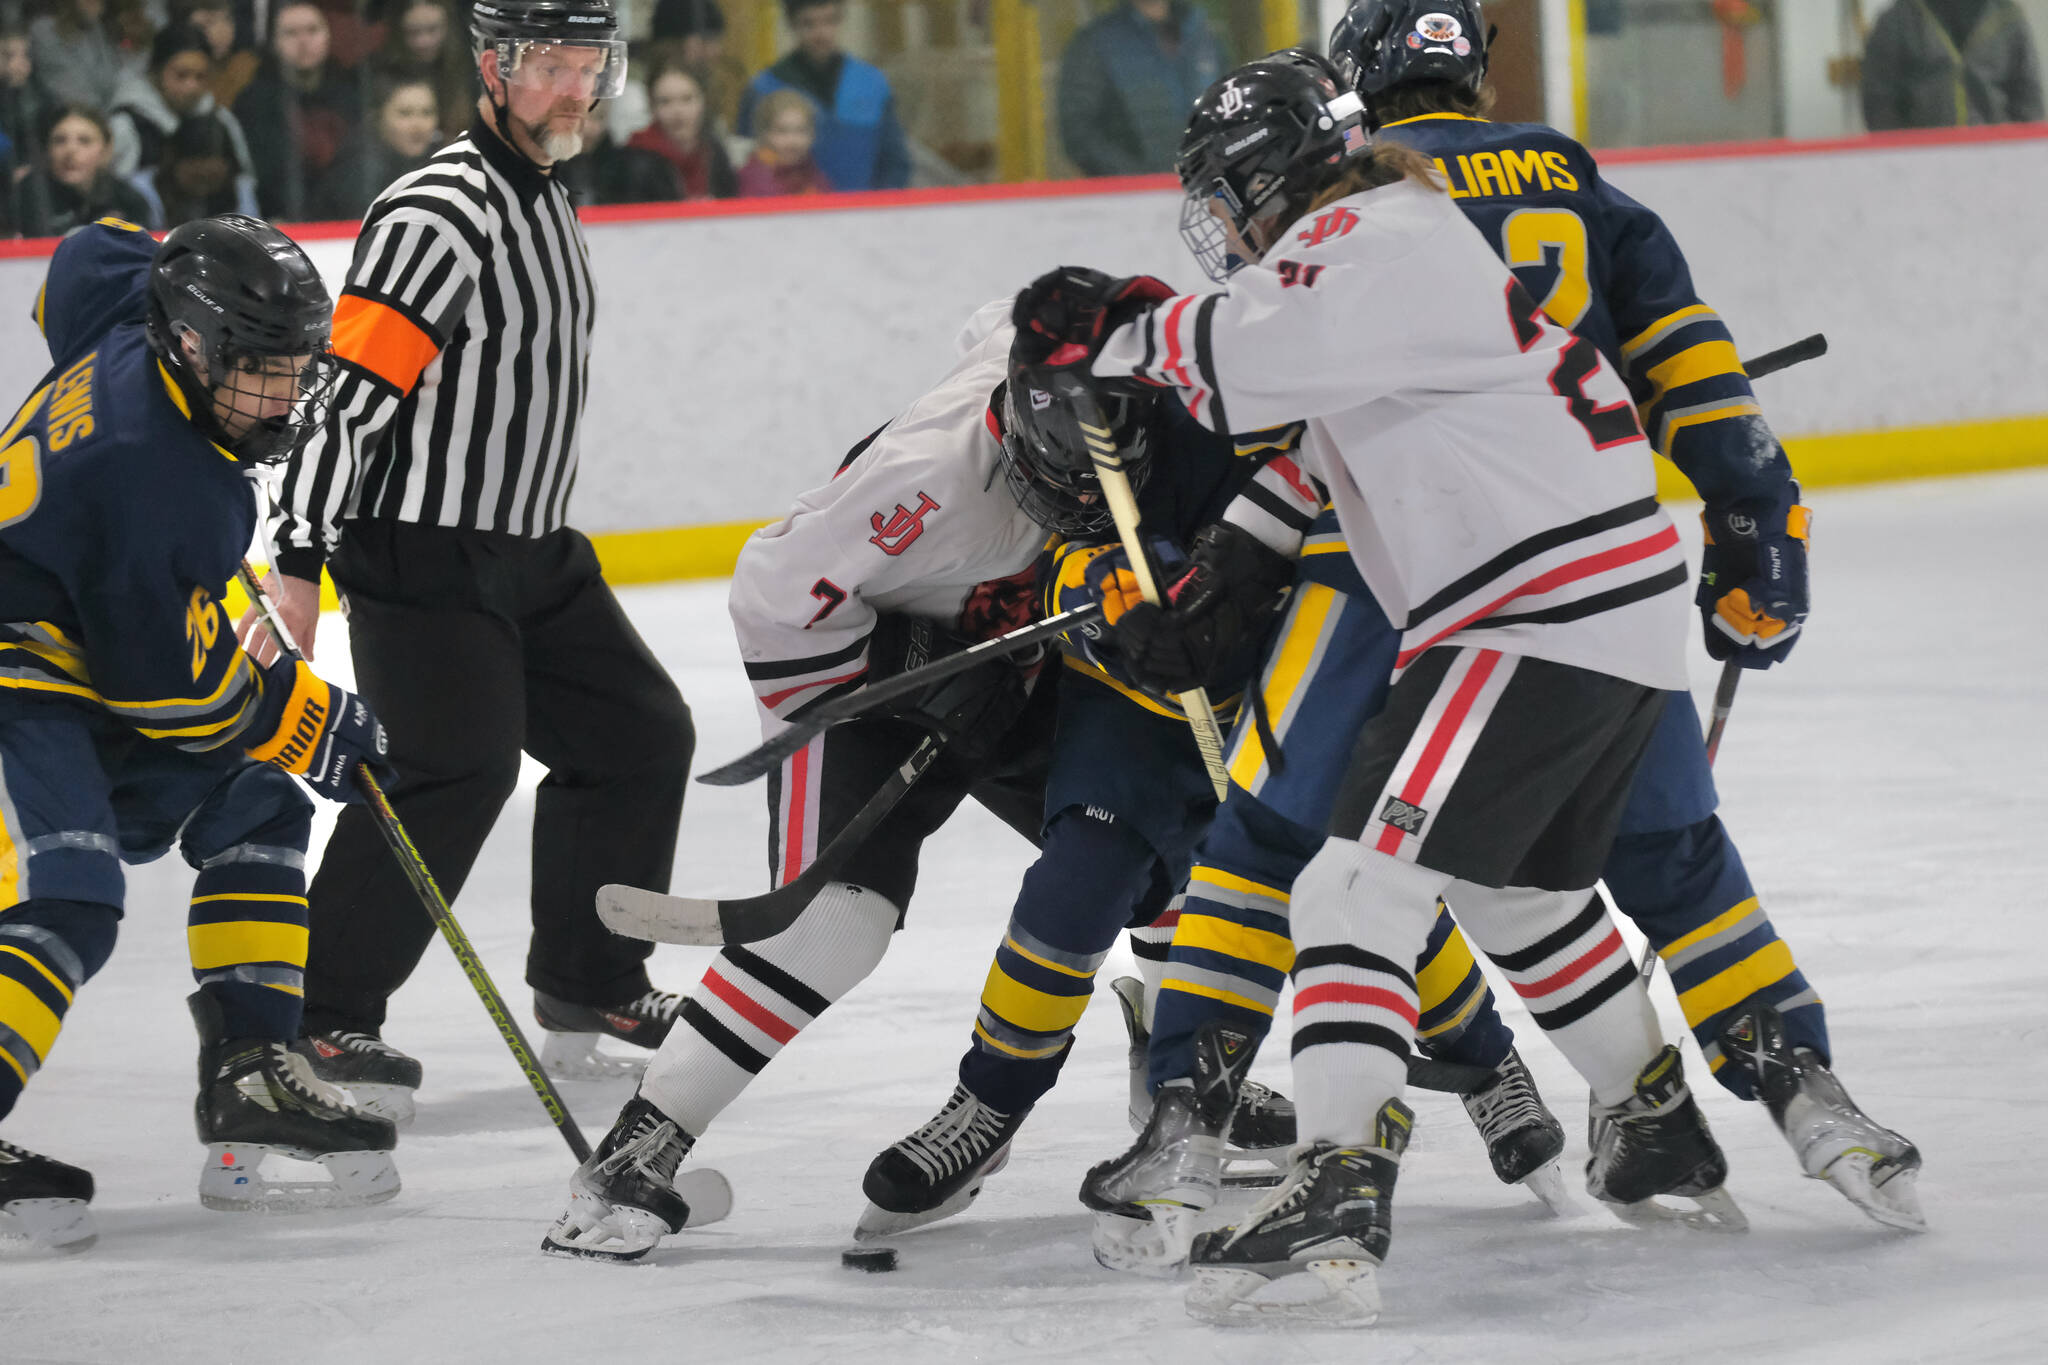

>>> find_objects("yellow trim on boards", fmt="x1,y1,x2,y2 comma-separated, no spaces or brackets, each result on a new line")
1654,412,2048,502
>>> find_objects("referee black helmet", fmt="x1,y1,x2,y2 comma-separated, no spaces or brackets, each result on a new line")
147,214,340,465
471,0,629,99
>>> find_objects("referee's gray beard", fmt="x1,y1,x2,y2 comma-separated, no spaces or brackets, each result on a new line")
540,127,585,162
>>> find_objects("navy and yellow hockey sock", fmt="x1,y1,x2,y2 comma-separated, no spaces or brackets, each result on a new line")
1605,816,1827,1100
0,900,118,1121
186,856,308,1041
1415,904,1515,1071
959,809,1156,1114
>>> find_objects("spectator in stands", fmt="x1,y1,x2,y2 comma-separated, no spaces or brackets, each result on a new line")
179,0,259,107
1056,0,1222,177
314,74,437,219
0,24,42,176
737,85,831,197
133,108,259,226
1861,0,2043,129
17,104,151,235
627,58,734,199
651,0,741,127
109,24,257,184
30,0,123,113
559,101,684,205
234,0,360,220
738,0,908,191
371,0,471,141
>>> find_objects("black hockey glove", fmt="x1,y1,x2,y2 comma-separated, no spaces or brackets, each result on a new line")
1111,523,1294,695
1011,266,1175,372
244,657,396,804
1698,484,1811,669
867,613,1034,760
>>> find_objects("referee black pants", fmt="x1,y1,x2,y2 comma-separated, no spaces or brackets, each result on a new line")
302,521,694,1034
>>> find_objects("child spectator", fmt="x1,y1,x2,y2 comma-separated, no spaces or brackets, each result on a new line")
314,74,437,220
109,24,257,181
738,0,909,191
30,0,122,112
132,109,257,226
369,0,471,141
233,0,360,220
626,59,734,199
17,104,151,235
559,102,683,206
737,86,831,197
175,0,260,109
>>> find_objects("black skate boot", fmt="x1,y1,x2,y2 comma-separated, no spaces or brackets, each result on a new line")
1586,1045,1744,1232
1110,975,1294,1187
1082,1018,1259,1275
1185,1099,1414,1327
534,987,684,1080
294,1029,422,1126
191,993,399,1212
0,1138,95,1253
1719,999,1924,1231
542,1095,733,1262
1461,1047,1572,1214
856,1084,1029,1240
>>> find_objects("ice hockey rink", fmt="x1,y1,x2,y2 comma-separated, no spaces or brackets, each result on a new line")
6,469,2045,1365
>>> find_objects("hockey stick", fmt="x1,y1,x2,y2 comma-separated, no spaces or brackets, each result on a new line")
597,732,944,946
1065,387,1231,800
236,562,594,1163
1634,332,1825,985
695,602,1102,787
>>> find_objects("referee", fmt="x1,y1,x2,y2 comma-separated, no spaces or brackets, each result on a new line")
242,0,694,1120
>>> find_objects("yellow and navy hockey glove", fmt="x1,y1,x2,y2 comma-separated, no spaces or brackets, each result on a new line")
1698,486,1811,669
244,658,395,803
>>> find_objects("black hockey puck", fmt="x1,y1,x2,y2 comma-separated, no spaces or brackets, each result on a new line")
841,1247,897,1273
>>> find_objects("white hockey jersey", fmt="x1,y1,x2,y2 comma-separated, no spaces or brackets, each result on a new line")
1093,177,1691,692
729,318,1053,736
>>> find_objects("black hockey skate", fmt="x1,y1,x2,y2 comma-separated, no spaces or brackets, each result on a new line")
0,1138,95,1253
1586,1045,1745,1233
295,1029,422,1126
191,993,399,1212
534,987,684,1080
1110,976,1293,1187
1184,1099,1414,1327
542,1096,733,1262
1083,1018,1261,1276
856,1084,1029,1240
1461,1047,1573,1215
1719,999,1924,1232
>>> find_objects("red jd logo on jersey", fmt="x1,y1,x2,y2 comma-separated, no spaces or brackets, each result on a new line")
869,492,940,556
1296,205,1359,249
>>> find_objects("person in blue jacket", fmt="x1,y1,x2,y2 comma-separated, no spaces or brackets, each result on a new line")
0,215,398,1255
738,0,910,191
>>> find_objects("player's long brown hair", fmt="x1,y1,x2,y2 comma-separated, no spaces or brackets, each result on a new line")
1304,140,1445,215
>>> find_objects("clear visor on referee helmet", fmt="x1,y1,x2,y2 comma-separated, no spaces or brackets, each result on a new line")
494,37,628,100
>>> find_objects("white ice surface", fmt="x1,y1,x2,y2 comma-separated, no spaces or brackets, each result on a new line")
7,472,2048,1364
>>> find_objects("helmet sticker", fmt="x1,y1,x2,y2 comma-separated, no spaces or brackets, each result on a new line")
1417,13,1462,42
1223,126,1272,157
1029,387,1052,411
1217,79,1249,118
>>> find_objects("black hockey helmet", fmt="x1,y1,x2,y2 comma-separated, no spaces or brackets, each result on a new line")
146,214,340,465
471,0,629,100
1175,53,1371,282
996,365,1154,537
1329,1,1489,108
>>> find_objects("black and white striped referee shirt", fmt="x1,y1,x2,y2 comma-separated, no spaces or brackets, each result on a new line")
271,116,596,580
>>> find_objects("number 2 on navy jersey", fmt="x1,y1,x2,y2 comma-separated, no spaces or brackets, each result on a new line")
1505,280,1641,451
1500,207,1591,330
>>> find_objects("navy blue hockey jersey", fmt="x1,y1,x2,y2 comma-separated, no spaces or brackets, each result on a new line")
1381,114,1792,505
0,219,273,751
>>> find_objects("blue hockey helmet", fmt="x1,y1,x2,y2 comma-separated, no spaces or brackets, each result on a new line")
1329,1,1489,110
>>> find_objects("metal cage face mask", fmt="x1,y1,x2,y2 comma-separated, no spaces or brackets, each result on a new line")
200,340,343,464
1180,180,1247,284
495,38,629,99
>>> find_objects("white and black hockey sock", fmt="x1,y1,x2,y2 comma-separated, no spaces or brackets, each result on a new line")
1447,884,1658,1107
1125,895,1181,1030
1287,840,1448,1147
638,881,897,1136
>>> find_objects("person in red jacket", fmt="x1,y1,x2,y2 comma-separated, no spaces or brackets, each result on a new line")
625,56,734,198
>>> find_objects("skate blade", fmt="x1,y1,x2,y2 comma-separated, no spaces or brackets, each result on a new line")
198,1144,401,1212
853,1181,986,1241
541,1168,732,1262
1520,1161,1582,1218
1091,1206,1199,1278
1604,1184,1748,1234
1220,1150,1287,1190
1184,1259,1382,1327
1821,1151,1926,1233
340,1082,416,1127
0,1199,97,1255
541,1030,650,1081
